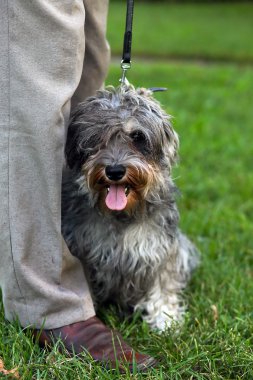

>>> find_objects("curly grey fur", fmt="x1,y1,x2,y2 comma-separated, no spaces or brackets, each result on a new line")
62,85,199,330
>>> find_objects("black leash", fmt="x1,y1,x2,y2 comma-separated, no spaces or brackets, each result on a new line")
120,0,134,85
120,0,167,93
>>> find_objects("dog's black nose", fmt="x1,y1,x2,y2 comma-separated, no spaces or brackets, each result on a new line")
105,165,126,181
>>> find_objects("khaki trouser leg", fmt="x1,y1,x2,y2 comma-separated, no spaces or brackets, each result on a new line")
0,0,108,329
71,0,110,109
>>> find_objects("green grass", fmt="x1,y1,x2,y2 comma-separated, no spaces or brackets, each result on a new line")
1,3,253,379
1,61,253,379
108,2,253,62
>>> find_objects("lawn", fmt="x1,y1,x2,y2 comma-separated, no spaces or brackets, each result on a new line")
108,1,253,62
1,2,253,380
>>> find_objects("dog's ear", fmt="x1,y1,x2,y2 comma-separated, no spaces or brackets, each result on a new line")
65,121,84,170
165,126,179,163
163,119,179,165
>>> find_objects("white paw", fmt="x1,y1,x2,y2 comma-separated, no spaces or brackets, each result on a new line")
143,303,185,331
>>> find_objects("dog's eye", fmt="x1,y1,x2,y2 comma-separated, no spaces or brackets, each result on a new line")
130,131,150,154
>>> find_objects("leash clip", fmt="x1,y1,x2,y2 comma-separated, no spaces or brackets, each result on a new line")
120,61,131,86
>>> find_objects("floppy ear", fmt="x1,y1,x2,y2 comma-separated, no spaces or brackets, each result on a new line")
163,119,179,165
65,120,84,170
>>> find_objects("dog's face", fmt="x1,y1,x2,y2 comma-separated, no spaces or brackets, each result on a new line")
65,86,179,215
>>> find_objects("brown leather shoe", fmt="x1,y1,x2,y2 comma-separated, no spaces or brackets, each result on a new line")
33,316,157,372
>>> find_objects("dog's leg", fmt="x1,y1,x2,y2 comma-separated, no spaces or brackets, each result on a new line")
135,272,185,331
135,234,199,331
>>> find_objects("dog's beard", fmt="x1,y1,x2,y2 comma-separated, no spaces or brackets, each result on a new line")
82,159,157,215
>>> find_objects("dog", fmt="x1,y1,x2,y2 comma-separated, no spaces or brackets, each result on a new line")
62,85,199,331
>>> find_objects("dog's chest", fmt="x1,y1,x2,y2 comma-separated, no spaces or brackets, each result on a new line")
80,215,170,267
76,216,172,304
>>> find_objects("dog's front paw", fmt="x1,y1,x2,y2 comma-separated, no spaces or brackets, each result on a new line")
136,293,185,332
146,303,185,331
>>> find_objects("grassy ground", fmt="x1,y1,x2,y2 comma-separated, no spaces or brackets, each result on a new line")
108,1,253,62
1,3,253,380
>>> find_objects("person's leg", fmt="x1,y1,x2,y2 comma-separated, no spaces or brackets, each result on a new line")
0,1,156,370
71,0,111,109
0,0,95,329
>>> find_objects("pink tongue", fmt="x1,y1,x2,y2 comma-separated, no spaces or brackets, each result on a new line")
105,185,128,211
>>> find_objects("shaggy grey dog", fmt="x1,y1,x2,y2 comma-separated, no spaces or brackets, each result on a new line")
62,85,199,331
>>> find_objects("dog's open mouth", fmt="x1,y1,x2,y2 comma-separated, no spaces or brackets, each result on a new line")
105,184,130,211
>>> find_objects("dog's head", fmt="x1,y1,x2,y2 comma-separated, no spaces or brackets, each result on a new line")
65,85,179,215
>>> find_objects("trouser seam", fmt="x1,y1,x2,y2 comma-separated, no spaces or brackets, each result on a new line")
7,0,28,318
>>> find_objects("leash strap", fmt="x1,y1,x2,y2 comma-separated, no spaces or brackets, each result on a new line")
120,0,134,85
